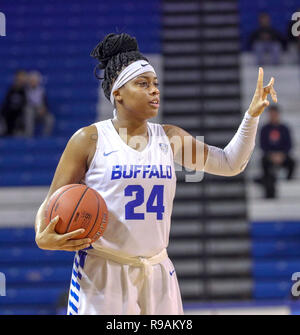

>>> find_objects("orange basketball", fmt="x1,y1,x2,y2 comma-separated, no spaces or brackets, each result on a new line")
45,184,108,243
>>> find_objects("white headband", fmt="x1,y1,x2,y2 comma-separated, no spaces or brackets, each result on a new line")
110,60,156,105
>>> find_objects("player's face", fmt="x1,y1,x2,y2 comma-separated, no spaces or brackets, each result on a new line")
117,72,160,120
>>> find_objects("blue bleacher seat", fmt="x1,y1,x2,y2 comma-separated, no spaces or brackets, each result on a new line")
0,307,54,315
0,154,60,171
251,220,300,300
0,288,67,305
252,240,300,257
251,221,300,237
0,138,67,153
0,227,74,314
1,265,71,284
253,260,300,278
0,173,53,186
0,246,74,264
0,228,35,244
254,281,292,299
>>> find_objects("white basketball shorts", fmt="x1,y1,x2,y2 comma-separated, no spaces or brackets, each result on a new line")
67,250,184,315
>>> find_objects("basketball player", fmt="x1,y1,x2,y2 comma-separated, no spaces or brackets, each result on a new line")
35,33,277,315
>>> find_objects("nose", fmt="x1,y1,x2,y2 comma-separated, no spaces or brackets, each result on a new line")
150,84,160,96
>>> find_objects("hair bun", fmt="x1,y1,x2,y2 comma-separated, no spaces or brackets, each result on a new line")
90,33,139,69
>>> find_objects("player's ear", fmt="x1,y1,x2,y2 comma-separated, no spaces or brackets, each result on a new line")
113,89,122,104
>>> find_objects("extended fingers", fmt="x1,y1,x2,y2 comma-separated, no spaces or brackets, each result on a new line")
256,67,264,93
60,238,92,251
58,228,92,250
61,228,86,240
263,77,277,103
265,77,274,90
262,77,272,99
270,84,278,103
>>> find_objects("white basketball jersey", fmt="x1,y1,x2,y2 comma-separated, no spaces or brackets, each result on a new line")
83,119,177,257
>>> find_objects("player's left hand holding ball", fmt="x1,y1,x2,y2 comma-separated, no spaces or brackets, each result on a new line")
248,67,278,117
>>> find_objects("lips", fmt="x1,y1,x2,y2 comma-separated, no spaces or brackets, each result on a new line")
149,102,160,108
149,98,160,108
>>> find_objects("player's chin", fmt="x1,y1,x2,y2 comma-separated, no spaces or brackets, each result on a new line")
146,105,159,117
135,104,159,119
145,109,158,119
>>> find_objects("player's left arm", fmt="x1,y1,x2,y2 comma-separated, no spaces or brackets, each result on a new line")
163,67,277,177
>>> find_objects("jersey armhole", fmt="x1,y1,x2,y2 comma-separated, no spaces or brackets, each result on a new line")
160,124,175,161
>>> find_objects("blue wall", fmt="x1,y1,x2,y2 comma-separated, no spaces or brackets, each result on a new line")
239,0,299,50
251,220,300,301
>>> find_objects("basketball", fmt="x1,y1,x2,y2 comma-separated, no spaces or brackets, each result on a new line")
45,184,108,243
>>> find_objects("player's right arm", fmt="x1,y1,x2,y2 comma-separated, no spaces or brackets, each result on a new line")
164,68,277,176
35,125,98,252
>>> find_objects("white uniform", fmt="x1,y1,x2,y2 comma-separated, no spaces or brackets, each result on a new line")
67,119,183,315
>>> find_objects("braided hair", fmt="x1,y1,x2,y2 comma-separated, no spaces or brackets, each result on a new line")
90,33,149,102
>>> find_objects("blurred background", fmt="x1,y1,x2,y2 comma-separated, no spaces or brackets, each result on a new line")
0,0,300,315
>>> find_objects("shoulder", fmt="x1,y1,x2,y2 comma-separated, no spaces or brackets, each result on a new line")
66,124,98,168
70,124,98,144
66,124,98,158
162,124,191,141
162,124,172,134
162,124,183,137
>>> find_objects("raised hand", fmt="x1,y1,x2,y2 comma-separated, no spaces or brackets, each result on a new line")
248,67,277,117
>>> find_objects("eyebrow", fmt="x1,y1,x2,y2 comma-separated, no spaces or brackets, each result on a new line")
136,75,158,80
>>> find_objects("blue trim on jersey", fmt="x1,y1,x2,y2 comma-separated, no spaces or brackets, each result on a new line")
74,257,79,269
71,279,80,291
78,250,87,268
68,301,78,313
67,251,88,315
72,268,79,278
70,289,79,302
82,245,94,251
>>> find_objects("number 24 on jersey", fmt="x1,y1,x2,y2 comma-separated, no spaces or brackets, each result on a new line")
125,185,165,220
